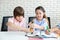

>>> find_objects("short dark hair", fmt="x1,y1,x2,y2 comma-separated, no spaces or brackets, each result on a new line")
35,6,45,12
13,6,24,18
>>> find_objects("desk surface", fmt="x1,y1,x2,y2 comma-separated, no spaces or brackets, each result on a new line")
0,32,59,40
0,32,28,40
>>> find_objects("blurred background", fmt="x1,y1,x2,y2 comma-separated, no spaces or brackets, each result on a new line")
0,0,60,31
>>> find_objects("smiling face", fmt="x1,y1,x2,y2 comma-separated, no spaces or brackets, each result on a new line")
35,9,44,20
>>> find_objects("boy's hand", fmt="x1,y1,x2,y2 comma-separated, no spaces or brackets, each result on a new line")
28,23,39,28
28,23,34,28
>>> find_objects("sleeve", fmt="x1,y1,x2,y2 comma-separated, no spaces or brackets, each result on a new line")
8,18,13,23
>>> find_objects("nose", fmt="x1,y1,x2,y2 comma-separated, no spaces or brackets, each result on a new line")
38,15,41,17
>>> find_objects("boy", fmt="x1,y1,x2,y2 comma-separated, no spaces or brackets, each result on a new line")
6,6,29,32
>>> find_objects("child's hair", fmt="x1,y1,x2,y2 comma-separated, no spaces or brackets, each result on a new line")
35,6,50,28
13,6,24,18
35,6,47,18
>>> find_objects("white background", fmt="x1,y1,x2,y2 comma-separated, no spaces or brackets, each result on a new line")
0,0,60,40
0,0,60,31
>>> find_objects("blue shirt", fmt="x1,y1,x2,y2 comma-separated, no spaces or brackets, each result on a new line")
33,18,48,36
33,18,48,30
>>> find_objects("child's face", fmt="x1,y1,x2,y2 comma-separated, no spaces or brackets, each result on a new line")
15,16,23,22
35,9,44,20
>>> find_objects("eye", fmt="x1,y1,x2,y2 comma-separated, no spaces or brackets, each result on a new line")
39,13,41,14
36,13,38,15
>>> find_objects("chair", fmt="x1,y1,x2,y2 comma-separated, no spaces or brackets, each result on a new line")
28,17,51,29
1,16,13,31
1,16,51,31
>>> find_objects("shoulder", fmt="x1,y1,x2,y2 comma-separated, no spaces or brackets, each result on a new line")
8,17,14,20
8,17,14,23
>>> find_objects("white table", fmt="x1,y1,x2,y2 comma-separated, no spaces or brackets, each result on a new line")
0,32,59,40
0,32,28,40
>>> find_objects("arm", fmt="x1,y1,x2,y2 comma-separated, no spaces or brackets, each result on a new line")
33,24,44,30
6,22,29,32
29,18,49,30
28,22,44,30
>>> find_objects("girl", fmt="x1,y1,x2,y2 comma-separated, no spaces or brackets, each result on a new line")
28,6,49,40
6,6,29,32
29,6,49,34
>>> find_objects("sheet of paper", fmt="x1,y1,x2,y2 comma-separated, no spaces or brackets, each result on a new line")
41,31,57,37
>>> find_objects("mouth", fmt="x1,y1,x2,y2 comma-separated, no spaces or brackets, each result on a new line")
38,16,41,18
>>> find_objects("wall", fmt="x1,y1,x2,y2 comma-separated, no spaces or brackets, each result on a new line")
0,0,60,30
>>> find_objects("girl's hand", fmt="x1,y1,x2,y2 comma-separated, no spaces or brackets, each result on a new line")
28,23,44,30
33,24,39,28
33,24,44,30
